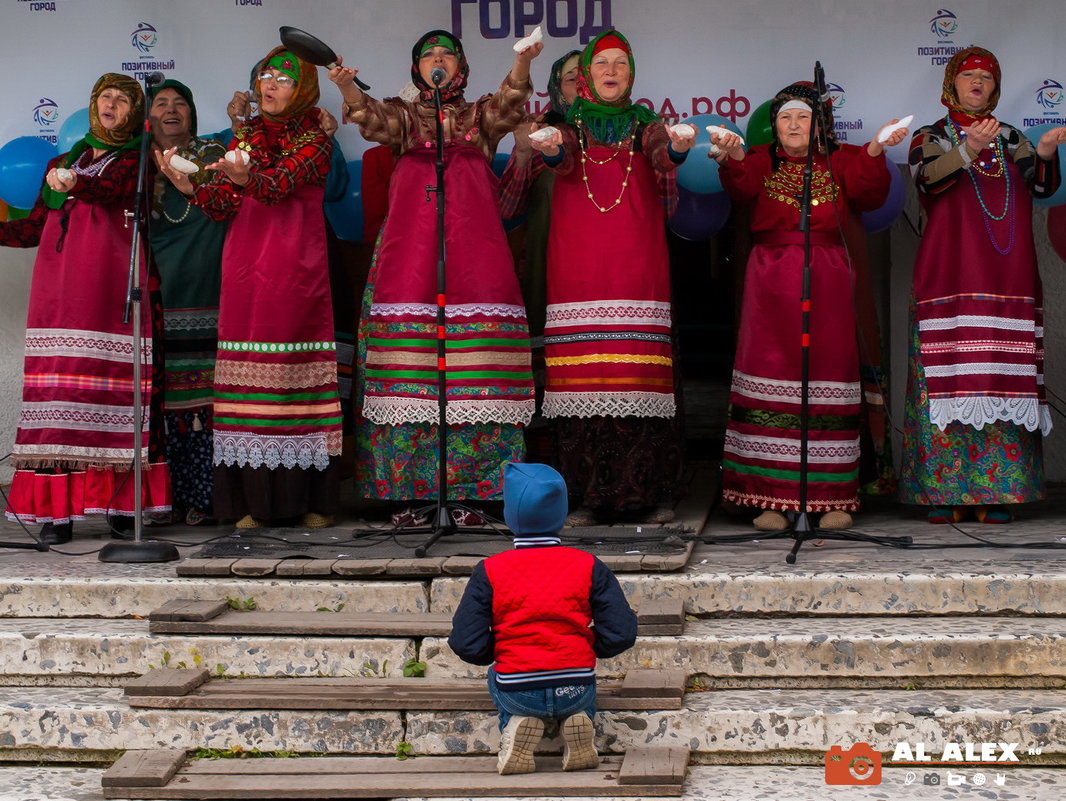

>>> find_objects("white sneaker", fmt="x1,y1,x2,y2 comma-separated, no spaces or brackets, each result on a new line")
497,716,544,775
561,713,599,771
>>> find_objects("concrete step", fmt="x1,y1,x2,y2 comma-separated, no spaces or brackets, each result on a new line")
424,616,1066,685
4,764,1066,801
0,618,415,685
4,616,1064,686
0,571,429,619
3,687,1064,765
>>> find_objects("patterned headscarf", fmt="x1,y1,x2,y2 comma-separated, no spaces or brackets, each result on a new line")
543,49,580,125
940,46,1001,124
566,29,657,145
88,73,145,149
148,78,197,138
770,80,838,159
255,46,320,122
411,29,470,104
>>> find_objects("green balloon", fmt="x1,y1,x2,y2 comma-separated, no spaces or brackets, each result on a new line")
746,99,774,147
7,205,31,220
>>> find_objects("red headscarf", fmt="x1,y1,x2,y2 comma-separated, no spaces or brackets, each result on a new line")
941,46,1001,125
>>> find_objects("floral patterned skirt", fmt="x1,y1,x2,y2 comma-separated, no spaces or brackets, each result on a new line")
900,320,1044,506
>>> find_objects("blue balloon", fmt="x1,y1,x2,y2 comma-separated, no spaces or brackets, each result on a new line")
675,114,743,195
862,163,906,233
0,136,58,210
1025,123,1066,207
57,107,90,154
668,185,731,241
324,160,364,242
492,151,511,179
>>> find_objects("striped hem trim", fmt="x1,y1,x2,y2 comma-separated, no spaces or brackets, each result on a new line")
493,667,596,686
512,535,562,547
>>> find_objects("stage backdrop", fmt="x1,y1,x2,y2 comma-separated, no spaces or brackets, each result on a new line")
1,0,1065,483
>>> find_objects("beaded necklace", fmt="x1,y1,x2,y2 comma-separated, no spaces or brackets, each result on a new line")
577,124,636,214
162,197,193,224
946,120,1014,255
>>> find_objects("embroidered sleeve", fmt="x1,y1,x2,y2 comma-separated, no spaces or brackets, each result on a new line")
1006,125,1062,200
642,123,680,173
0,193,48,247
498,149,545,219
342,93,407,147
192,175,242,221
477,73,533,150
68,150,139,204
835,145,890,212
242,127,332,204
910,124,971,196
719,146,770,204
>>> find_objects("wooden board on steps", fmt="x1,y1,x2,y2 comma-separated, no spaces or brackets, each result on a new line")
102,749,688,798
147,597,685,637
124,669,689,711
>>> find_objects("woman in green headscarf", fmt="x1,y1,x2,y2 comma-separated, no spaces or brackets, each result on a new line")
527,30,694,526
1,73,172,544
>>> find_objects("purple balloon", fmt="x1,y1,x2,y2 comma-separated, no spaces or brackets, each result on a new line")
862,163,906,233
669,186,731,241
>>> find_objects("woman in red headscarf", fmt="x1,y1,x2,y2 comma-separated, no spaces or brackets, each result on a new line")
157,46,342,529
901,47,1066,524
1,73,171,543
328,31,541,518
714,82,905,532
527,30,695,526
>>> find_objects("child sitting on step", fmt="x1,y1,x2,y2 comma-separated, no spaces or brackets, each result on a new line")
448,462,638,775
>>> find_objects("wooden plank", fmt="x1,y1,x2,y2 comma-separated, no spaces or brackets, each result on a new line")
637,598,685,625
101,753,681,798
123,676,684,711
201,558,240,577
230,559,280,577
640,543,694,572
598,554,646,572
124,669,209,698
385,557,447,577
671,463,715,535
149,600,229,623
174,559,213,577
620,669,687,699
617,746,690,785
331,559,391,576
275,559,313,577
101,749,185,788
441,556,484,575
298,559,340,577
149,610,449,637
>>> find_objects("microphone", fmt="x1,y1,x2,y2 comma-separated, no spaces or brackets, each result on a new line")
430,67,447,87
814,61,828,103
145,72,165,86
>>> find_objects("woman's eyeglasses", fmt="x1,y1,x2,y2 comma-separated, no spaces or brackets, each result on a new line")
258,72,296,89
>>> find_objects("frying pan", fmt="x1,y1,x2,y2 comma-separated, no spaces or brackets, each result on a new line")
279,26,371,90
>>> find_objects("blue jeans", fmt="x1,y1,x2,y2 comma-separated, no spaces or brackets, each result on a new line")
487,667,597,731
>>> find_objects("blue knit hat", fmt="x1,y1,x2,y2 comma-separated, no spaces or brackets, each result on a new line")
503,462,567,536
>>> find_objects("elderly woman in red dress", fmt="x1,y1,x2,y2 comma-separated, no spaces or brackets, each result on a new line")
157,47,342,529
527,29,694,526
715,82,907,532
328,30,540,520
900,47,1065,524
1,73,171,543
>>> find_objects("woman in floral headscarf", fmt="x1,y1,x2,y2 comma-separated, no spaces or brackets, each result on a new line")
527,30,695,526
329,30,541,520
901,47,1066,524
157,46,342,530
714,81,905,532
1,73,171,543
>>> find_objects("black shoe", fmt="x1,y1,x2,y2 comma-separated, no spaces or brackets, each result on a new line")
109,515,135,540
40,522,73,545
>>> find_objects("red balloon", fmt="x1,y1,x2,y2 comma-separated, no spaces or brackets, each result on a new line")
1049,205,1066,262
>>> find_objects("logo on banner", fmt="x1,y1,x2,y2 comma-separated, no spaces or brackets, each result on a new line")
33,98,59,127
1036,79,1064,110
825,82,861,143
17,0,58,12
131,22,158,53
826,83,846,111
928,9,958,40
1023,79,1066,127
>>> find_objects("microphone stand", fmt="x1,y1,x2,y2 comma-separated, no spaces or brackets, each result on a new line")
390,71,497,557
100,72,178,563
